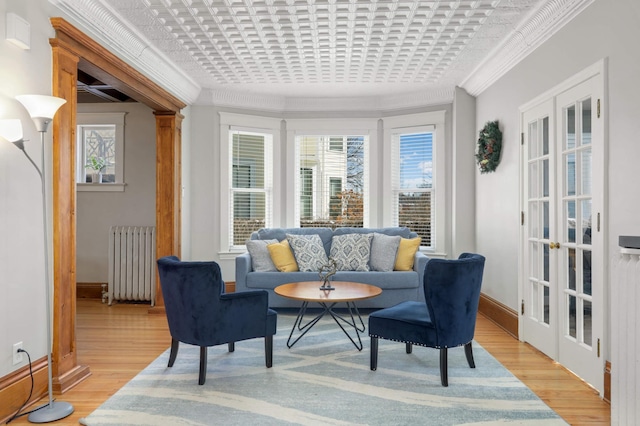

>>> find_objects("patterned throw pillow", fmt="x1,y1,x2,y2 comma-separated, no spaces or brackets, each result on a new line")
286,234,329,272
330,233,373,271
245,239,278,272
370,233,401,272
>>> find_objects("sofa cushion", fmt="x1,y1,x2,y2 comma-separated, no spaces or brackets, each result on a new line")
330,233,373,271
286,234,329,272
370,233,401,272
267,240,299,272
395,237,421,271
245,239,278,272
333,226,415,239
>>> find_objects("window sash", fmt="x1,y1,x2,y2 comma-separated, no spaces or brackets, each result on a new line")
391,130,435,248
295,135,366,228
229,130,272,247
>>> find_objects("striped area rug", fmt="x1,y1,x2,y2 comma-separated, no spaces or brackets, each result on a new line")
80,313,567,425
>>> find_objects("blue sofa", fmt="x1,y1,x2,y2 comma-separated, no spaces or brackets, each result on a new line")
235,227,428,308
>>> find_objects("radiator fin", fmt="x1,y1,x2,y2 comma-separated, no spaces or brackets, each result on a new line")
108,226,156,306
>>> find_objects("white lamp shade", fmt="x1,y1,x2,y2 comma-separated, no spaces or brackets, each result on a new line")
16,95,66,119
0,119,24,143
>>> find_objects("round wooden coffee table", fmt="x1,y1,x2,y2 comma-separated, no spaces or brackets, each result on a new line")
275,281,382,351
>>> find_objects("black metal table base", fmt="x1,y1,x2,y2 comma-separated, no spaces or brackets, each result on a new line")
286,301,367,350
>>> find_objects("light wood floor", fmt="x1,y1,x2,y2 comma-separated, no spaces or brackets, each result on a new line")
7,299,610,425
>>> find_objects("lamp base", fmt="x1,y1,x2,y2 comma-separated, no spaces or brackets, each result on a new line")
28,401,74,423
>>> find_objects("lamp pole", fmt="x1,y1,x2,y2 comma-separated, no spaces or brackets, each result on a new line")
10,95,74,423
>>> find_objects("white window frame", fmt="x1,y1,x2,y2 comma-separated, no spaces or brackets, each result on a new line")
285,118,377,228
383,111,446,255
219,112,281,253
76,112,126,192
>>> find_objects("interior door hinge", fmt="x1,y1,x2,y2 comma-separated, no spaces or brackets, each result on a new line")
521,300,525,315
597,99,601,118
521,132,524,145
521,211,524,225
597,338,601,357
597,212,601,232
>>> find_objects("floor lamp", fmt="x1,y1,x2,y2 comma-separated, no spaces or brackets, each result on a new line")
0,95,74,423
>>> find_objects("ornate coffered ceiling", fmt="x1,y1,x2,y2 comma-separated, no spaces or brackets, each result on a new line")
50,0,593,111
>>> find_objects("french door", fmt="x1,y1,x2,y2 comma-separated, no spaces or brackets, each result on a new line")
521,64,605,394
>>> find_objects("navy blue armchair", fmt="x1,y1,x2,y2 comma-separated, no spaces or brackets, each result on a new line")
157,256,277,385
369,253,485,386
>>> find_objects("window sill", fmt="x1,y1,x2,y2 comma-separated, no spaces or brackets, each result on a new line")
77,183,126,192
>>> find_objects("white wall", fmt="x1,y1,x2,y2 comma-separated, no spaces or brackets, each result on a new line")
0,0,58,377
475,0,640,359
76,103,156,283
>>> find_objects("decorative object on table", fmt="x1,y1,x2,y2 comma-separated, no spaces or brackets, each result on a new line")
318,257,337,290
0,94,74,423
85,155,107,183
475,120,502,174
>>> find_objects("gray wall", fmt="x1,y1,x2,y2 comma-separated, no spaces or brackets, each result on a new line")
475,0,640,361
76,103,156,283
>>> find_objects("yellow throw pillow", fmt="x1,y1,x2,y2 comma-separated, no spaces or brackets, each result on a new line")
394,237,421,271
267,240,299,272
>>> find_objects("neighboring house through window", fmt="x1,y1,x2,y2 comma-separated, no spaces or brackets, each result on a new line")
294,134,367,228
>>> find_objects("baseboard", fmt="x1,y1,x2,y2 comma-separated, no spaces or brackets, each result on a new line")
77,282,106,299
478,293,519,339
0,356,48,424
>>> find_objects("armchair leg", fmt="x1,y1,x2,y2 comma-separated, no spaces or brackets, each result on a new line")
265,335,273,368
406,342,412,354
228,342,235,352
464,342,475,369
439,348,448,387
199,346,207,385
168,338,179,367
370,337,378,371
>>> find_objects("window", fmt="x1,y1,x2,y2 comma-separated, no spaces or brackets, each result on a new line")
230,130,272,246
384,111,445,252
295,135,366,228
392,131,434,247
76,112,126,192
220,113,280,253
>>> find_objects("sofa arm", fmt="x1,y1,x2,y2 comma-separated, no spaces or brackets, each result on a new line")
235,252,252,292
414,251,429,301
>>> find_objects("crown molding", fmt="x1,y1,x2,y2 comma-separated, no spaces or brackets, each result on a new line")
49,0,201,105
461,0,595,96
197,87,454,113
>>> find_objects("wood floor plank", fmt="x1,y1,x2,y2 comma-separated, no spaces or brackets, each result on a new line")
5,299,610,425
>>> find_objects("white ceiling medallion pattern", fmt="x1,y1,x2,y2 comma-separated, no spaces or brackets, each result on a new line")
50,0,592,111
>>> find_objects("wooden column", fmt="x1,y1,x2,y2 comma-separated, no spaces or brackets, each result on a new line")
50,40,91,392
152,112,183,311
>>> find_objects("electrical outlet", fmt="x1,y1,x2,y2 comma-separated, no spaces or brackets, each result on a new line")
12,342,23,365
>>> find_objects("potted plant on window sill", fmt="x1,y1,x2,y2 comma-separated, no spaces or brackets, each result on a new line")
86,156,107,183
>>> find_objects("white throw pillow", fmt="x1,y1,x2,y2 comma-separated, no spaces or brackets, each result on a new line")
369,233,401,272
330,233,373,271
286,234,329,272
245,239,278,272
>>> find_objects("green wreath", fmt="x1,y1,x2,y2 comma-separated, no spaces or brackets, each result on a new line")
475,120,502,174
